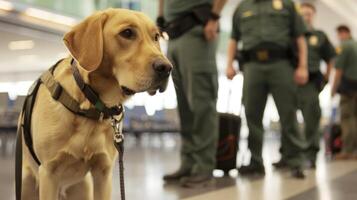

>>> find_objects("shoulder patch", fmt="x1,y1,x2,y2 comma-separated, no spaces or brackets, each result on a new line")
242,10,253,18
294,2,301,13
336,47,342,55
273,0,283,10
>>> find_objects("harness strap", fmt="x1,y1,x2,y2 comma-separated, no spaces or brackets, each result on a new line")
71,59,122,118
39,60,123,120
15,116,23,200
40,71,104,120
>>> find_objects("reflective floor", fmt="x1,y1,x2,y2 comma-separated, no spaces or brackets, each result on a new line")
1,131,357,200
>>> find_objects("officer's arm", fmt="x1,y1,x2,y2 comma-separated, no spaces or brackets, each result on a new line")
294,35,309,85
227,39,237,68
331,68,343,96
204,0,228,41
158,0,164,16
212,0,228,15
226,39,238,80
325,60,334,81
296,35,307,70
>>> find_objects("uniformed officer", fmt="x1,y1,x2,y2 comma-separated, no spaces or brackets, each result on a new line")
226,0,308,178
157,0,227,187
274,2,336,169
331,25,357,160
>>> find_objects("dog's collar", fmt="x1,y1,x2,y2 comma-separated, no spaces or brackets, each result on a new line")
71,59,123,120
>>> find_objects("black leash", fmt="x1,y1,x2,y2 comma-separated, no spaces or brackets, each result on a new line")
72,59,127,200
111,115,126,200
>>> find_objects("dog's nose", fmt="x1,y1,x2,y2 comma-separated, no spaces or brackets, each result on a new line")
153,60,172,78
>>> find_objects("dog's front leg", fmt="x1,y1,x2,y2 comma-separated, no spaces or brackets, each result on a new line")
92,166,113,200
39,165,60,200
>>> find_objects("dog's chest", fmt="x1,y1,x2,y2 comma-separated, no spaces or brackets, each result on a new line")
66,119,117,161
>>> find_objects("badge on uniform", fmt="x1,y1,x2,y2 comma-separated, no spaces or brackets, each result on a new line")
242,10,253,18
273,0,283,10
309,35,318,46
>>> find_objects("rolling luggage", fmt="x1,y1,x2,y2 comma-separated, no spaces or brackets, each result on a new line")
216,88,241,174
325,106,342,156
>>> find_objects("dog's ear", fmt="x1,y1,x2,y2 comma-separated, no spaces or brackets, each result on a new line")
63,12,108,72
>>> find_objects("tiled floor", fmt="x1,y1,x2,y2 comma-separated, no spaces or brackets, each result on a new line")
1,131,356,200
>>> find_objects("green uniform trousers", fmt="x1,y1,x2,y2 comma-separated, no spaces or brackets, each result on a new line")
243,60,305,168
340,93,357,154
281,82,321,162
167,26,219,174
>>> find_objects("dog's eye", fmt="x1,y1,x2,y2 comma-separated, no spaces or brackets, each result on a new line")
120,28,135,39
154,33,160,42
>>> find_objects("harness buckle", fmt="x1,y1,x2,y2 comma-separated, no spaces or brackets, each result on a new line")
51,82,63,100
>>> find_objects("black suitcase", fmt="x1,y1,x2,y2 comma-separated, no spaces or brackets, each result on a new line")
324,107,343,156
216,112,241,174
325,123,343,155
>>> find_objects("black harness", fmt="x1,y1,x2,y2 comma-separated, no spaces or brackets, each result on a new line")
15,58,126,200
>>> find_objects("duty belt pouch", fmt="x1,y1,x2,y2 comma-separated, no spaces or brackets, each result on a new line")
309,72,326,92
165,4,212,39
192,4,211,25
235,49,247,71
165,15,198,39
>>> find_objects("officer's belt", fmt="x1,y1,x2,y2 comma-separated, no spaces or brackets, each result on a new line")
338,76,357,94
243,48,289,63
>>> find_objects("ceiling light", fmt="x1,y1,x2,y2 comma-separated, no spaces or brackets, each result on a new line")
8,40,35,50
24,7,77,26
18,54,39,62
0,0,14,11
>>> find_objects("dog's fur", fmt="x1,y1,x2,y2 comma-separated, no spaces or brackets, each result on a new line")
20,8,171,200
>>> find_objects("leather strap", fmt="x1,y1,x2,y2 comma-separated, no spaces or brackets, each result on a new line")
71,59,122,119
38,59,123,120
15,116,23,200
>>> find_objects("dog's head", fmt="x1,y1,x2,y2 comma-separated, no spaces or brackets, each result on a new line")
63,8,172,97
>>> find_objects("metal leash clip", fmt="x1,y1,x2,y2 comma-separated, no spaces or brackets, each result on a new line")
111,116,124,144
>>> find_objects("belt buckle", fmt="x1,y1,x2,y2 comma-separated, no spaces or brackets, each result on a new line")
256,50,269,62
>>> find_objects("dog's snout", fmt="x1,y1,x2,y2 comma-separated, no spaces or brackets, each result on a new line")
153,60,172,78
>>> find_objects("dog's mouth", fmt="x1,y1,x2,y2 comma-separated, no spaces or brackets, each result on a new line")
121,78,169,96
121,86,136,96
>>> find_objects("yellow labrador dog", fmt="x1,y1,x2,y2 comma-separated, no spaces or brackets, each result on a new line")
20,8,172,200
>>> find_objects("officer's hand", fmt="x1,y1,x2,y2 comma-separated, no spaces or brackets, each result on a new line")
226,66,237,80
204,20,218,41
294,67,308,85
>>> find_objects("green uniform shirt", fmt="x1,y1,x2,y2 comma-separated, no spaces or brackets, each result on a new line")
306,29,336,72
231,0,306,50
164,0,213,22
335,39,357,81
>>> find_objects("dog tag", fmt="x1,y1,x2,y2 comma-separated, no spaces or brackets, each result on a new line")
273,0,283,10
111,117,124,143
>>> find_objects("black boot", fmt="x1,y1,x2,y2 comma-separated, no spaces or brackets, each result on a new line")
163,168,191,181
238,164,265,176
272,159,288,169
180,173,214,188
291,167,305,179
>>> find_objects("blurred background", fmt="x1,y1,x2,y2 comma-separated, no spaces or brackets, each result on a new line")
1,0,357,132
1,0,357,199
